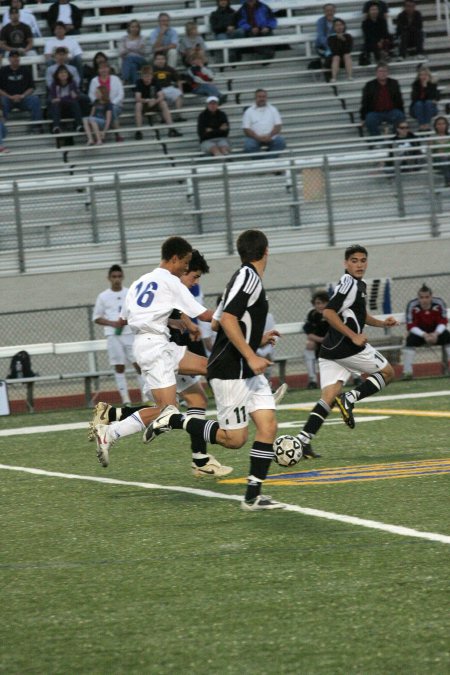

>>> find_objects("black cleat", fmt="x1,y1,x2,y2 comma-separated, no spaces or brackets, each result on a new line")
302,443,321,459
335,393,355,429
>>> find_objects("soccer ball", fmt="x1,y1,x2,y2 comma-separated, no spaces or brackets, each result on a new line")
273,434,303,467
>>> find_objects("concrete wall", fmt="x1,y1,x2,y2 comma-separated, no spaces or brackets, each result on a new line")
2,238,449,313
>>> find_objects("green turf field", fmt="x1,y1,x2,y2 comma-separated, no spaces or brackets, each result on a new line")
1,379,449,674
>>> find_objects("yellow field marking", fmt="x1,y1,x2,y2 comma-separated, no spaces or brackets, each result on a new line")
354,408,450,418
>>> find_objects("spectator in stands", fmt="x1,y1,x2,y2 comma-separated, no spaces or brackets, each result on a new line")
0,50,42,132
242,88,286,157
402,283,450,379
152,52,185,121
134,65,182,140
410,66,439,130
235,0,277,61
197,95,231,156
2,0,41,38
360,63,405,137
47,0,82,35
315,3,336,58
179,21,208,67
83,84,112,145
327,18,353,82
385,119,423,173
46,46,91,115
362,2,393,64
303,290,330,389
186,54,226,103
0,104,9,153
149,13,179,69
83,51,113,90
88,62,124,142
44,21,83,80
49,64,82,133
209,0,244,62
395,0,424,59
362,0,389,19
0,7,34,56
429,115,450,186
119,19,148,86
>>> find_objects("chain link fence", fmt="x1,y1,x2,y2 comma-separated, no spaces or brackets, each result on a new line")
2,272,449,412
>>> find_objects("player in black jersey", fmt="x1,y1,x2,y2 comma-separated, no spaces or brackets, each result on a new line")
303,290,330,389
296,245,399,454
144,229,285,511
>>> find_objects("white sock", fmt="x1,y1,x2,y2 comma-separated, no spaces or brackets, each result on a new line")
114,372,130,404
110,412,145,439
304,348,317,381
402,347,415,375
136,374,146,401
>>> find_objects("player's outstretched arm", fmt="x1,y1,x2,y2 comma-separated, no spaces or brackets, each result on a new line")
366,313,400,328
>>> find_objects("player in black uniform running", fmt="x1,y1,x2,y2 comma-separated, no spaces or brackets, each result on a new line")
144,229,285,511
296,244,399,454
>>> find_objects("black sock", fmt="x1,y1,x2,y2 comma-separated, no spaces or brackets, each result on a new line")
183,417,219,444
245,441,274,502
187,408,209,467
114,404,141,422
302,399,331,438
348,372,386,403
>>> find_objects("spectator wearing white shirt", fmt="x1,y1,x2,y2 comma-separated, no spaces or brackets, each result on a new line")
88,62,125,141
242,88,286,157
2,0,41,38
44,22,83,79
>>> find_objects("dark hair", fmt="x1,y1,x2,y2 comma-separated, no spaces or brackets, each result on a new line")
236,229,268,263
93,51,108,69
255,88,267,96
108,264,123,276
153,51,166,61
345,244,368,259
433,115,449,134
55,21,66,29
10,0,24,7
9,6,19,14
418,283,432,295
189,250,210,274
161,236,193,261
53,64,72,84
333,17,346,29
312,290,329,304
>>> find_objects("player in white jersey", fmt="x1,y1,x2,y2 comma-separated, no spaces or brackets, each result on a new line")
93,237,217,469
93,265,146,404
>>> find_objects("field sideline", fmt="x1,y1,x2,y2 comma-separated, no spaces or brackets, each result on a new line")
1,379,449,673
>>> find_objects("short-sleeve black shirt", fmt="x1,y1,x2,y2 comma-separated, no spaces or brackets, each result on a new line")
319,273,367,360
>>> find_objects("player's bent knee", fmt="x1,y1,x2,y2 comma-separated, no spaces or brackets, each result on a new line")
381,363,395,383
220,428,247,449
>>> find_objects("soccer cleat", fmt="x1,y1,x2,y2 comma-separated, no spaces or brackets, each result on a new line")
241,495,285,511
335,393,355,429
302,443,321,459
143,404,179,443
94,423,115,467
88,401,112,441
273,382,288,405
191,455,233,478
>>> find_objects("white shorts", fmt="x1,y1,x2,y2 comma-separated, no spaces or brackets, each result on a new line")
162,86,182,104
176,373,201,394
319,344,388,389
107,333,135,366
133,334,186,392
210,375,275,430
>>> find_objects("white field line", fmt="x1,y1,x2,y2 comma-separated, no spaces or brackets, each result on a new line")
0,464,449,545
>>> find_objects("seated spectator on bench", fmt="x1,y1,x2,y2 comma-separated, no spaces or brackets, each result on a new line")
197,95,231,156
186,54,226,104
0,104,9,153
179,21,208,67
362,0,389,19
0,50,42,133
83,51,113,90
328,18,353,82
362,3,393,64
242,88,286,157
2,0,41,38
315,3,336,59
152,52,185,121
0,7,35,56
134,65,182,140
430,115,450,186
49,64,82,133
44,22,83,80
47,0,82,36
88,62,124,142
46,46,92,114
119,20,148,86
83,84,112,145
395,0,424,59
385,119,423,173
149,13,179,70
209,0,244,61
410,66,439,130
235,0,277,61
402,283,450,379
360,63,405,137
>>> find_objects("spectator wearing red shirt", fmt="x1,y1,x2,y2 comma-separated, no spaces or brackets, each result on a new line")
360,62,405,137
402,283,450,379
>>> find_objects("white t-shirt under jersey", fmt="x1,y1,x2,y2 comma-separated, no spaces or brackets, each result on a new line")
122,267,206,339
93,287,132,336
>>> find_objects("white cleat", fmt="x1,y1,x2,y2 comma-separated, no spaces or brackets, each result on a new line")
240,495,286,511
88,401,112,442
273,383,288,405
94,423,115,467
143,404,179,443
191,455,233,478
